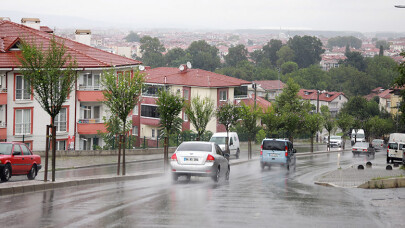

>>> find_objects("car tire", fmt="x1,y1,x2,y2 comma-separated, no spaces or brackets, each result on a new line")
1,164,11,182
212,167,220,182
260,162,265,170
225,167,230,181
286,162,290,171
27,165,37,180
186,175,191,182
236,149,240,159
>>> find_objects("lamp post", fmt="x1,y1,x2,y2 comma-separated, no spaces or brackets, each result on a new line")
252,82,257,110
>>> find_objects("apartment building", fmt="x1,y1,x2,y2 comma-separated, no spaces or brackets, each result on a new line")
0,19,141,151
298,89,348,116
133,64,251,147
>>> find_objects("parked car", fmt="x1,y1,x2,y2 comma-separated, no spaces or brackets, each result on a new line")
0,142,42,182
371,139,384,151
387,133,405,164
209,132,240,159
329,136,342,148
352,142,375,158
260,138,296,170
170,141,230,182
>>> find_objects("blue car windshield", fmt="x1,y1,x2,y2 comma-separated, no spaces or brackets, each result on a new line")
263,141,285,151
177,143,212,152
0,144,13,155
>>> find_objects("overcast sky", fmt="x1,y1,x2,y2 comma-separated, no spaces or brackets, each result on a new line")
2,0,405,32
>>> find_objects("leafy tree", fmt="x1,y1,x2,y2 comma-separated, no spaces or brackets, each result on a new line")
336,113,355,149
250,49,264,65
216,102,240,153
275,78,311,142
379,45,384,56
340,51,367,72
303,113,323,153
225,44,248,67
165,48,190,67
366,56,400,89
18,35,77,182
287,35,325,68
98,115,134,149
184,95,215,141
284,64,330,90
262,107,281,137
327,36,362,49
375,40,390,50
125,31,140,42
365,116,394,140
340,96,380,131
276,46,295,66
329,66,374,96
262,39,283,66
280,61,298,75
139,35,165,68
320,106,336,151
156,90,184,170
393,51,405,130
102,69,144,175
186,40,220,71
239,103,261,159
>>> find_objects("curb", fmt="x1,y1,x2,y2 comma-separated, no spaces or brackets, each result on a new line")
358,177,405,189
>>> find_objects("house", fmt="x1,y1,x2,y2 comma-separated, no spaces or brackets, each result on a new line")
389,88,403,116
250,80,285,101
133,64,251,147
298,89,348,117
0,18,141,151
378,89,393,113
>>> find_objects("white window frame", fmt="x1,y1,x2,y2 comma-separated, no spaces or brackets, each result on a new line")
133,105,139,116
15,109,31,135
56,141,66,150
152,129,156,139
81,73,100,90
184,111,188,122
219,90,227,101
132,126,138,136
16,75,31,100
55,108,67,132
183,89,189,100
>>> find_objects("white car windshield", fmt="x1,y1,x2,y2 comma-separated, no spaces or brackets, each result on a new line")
209,137,226,144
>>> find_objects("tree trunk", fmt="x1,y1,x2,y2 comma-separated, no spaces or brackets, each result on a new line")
51,124,56,182
44,125,50,182
225,129,229,154
248,139,251,160
122,121,126,176
117,134,122,175
311,135,314,153
164,136,169,171
328,133,331,151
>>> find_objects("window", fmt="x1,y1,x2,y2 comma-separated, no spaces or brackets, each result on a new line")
152,129,156,139
184,112,188,121
133,105,139,115
13,145,22,155
219,90,227,101
82,73,100,90
16,75,31,100
56,141,66,150
21,144,31,155
142,84,164,97
80,105,101,122
141,105,159,118
55,108,67,132
234,86,248,98
15,109,31,134
183,89,189,100
132,126,138,136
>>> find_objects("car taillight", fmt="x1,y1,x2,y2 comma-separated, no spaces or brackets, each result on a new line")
387,149,389,153
285,146,288,157
206,154,215,162
171,153,177,161
381,144,383,146
353,148,357,151
363,149,367,152
260,145,263,155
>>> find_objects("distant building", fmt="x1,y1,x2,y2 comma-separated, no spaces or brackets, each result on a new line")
298,89,348,117
250,80,285,101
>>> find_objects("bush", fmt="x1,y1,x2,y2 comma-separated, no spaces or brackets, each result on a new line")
256,129,266,143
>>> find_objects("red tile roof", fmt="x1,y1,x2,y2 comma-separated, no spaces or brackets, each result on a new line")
378,89,392,99
238,95,272,112
298,89,346,102
144,67,251,88
253,80,285,90
0,20,141,68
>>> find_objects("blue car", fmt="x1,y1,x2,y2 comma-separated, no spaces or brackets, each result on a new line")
260,138,296,170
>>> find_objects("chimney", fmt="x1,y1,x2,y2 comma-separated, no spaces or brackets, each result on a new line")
75,29,91,46
0,17,11,21
21,18,41,30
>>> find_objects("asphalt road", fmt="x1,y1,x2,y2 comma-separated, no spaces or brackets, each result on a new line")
0,148,403,227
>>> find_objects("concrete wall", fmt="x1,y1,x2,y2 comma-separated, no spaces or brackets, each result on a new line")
34,147,175,157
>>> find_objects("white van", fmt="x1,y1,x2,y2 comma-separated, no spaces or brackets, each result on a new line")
387,133,405,164
209,132,240,159
351,129,365,146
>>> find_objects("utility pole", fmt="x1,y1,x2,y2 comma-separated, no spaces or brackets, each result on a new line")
253,82,257,110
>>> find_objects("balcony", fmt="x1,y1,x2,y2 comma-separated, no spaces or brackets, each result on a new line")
79,85,101,91
77,120,106,135
0,91,6,105
77,90,105,102
78,118,101,124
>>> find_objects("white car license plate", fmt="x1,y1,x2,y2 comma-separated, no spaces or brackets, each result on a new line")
269,153,278,157
184,157,198,161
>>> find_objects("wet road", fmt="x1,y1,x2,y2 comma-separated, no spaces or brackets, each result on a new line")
0,149,403,227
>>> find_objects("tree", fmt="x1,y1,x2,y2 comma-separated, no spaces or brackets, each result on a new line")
184,95,215,141
216,102,240,154
287,35,325,68
320,106,336,151
262,107,280,137
97,115,134,150
340,96,379,125
224,44,248,67
340,51,367,72
329,66,374,96
379,45,384,56
336,113,355,149
18,35,77,182
366,56,400,89
156,90,184,170
375,40,390,50
165,48,190,67
262,39,283,66
303,113,323,153
394,51,405,130
102,69,144,176
280,61,298,75
327,36,362,49
239,103,261,159
366,116,394,140
186,40,220,71
125,31,140,43
284,64,331,90
276,46,295,66
139,36,165,68
275,78,311,142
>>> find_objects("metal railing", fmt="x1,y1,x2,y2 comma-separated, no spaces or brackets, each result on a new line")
77,118,102,124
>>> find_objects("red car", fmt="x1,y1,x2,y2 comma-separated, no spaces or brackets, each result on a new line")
0,142,41,182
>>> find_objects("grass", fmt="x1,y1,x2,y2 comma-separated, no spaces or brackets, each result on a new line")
372,174,404,181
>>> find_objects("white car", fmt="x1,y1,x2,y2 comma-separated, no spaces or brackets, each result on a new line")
209,132,240,159
329,136,342,147
170,141,230,182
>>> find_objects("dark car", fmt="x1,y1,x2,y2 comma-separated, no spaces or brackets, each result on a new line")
0,142,42,182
